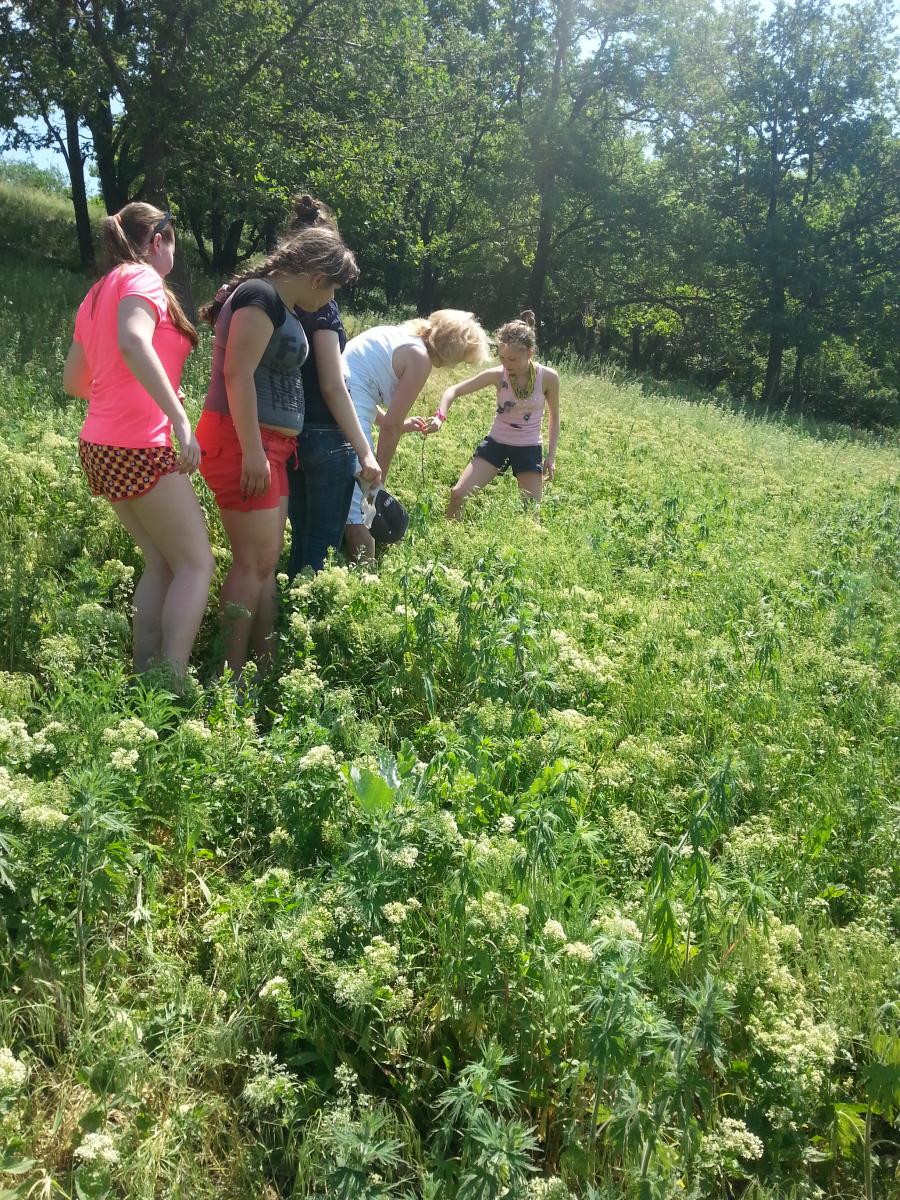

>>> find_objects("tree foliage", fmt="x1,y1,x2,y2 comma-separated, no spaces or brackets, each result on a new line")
1,0,898,424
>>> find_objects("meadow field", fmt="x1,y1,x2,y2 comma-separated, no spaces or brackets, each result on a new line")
0,185,898,1199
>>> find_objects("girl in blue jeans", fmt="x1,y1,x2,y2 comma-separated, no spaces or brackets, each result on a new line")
285,196,380,576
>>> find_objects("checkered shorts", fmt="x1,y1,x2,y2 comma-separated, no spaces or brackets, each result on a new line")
78,439,179,503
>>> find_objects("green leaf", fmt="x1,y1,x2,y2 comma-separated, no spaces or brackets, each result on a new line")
342,765,395,816
832,1103,867,1155
0,1155,35,1174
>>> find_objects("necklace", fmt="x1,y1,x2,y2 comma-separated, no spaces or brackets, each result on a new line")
508,362,535,401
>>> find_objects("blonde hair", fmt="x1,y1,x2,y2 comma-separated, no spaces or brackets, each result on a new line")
97,202,199,347
201,225,358,326
497,309,537,352
405,309,490,368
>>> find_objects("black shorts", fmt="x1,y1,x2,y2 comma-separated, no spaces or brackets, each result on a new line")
472,436,542,477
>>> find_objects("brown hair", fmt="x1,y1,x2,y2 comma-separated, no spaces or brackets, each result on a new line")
497,309,537,351
95,203,199,347
201,225,359,326
287,193,337,232
404,309,490,368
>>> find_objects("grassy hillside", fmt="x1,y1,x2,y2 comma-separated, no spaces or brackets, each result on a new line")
0,190,898,1199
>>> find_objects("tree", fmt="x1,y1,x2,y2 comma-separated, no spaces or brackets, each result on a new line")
659,0,900,404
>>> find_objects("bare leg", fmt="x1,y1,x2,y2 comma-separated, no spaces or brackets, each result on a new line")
112,504,172,670
345,522,375,564
249,498,289,677
218,505,286,679
113,474,214,674
447,457,501,520
515,470,543,507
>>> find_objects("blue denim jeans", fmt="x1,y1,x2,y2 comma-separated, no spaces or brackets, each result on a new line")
287,426,356,577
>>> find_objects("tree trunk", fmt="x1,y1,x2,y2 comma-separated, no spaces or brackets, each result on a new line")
762,282,785,405
63,106,96,272
629,324,642,369
526,186,556,330
649,334,665,378
88,97,131,212
141,129,196,322
263,214,278,254
416,198,439,315
186,207,210,270
791,350,805,411
215,219,244,276
383,257,403,308
417,260,439,316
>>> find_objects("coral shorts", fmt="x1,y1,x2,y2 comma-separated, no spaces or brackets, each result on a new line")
197,410,297,512
79,438,178,503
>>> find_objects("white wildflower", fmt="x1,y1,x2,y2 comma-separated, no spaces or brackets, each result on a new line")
31,721,66,756
74,1130,119,1167
393,845,419,869
609,806,653,860
18,803,68,830
333,966,373,1008
102,717,158,748
335,1062,359,1094
382,901,409,925
497,814,516,834
109,746,139,773
259,976,291,1002
0,717,33,767
542,918,567,945
527,1178,572,1200
701,1116,764,1163
436,810,461,842
298,745,337,772
255,867,292,889
551,708,589,731
0,1046,28,1092
564,941,594,963
182,719,212,742
592,910,642,942
242,1052,297,1113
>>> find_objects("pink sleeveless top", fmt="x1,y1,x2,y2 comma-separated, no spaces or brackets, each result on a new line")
489,364,545,446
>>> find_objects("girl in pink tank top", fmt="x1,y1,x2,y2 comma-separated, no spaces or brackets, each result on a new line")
62,204,213,684
424,311,560,519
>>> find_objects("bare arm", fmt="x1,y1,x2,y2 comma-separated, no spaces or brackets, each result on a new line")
376,344,432,481
62,341,92,400
543,368,560,480
117,296,198,471
424,367,502,434
313,329,381,486
223,306,276,497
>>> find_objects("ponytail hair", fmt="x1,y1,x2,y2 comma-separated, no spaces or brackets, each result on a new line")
95,203,199,347
404,309,490,368
497,310,537,351
287,192,337,233
200,224,359,326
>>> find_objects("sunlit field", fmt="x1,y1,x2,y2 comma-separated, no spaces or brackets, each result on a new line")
0,185,898,1199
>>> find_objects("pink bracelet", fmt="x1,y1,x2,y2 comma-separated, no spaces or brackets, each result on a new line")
433,411,446,424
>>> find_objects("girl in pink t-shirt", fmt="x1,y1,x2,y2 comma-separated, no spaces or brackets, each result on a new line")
62,203,214,679
424,311,560,518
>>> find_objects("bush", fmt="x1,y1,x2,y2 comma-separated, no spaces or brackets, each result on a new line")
0,158,69,196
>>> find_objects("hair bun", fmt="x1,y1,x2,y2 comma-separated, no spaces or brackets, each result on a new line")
292,193,320,225
520,309,536,329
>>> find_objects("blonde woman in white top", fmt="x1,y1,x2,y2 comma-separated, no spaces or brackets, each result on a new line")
342,309,489,560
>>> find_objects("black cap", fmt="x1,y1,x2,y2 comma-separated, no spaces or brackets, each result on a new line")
369,488,409,545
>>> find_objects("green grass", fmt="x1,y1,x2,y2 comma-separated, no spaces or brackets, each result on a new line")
0,199,898,1200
